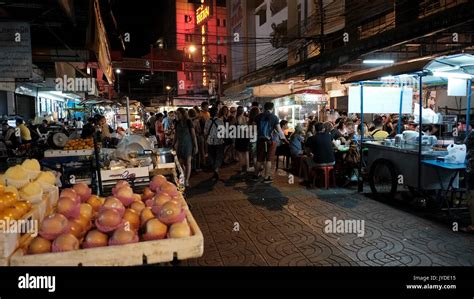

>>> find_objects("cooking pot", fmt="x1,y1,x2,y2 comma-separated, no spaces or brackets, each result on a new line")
155,148,174,164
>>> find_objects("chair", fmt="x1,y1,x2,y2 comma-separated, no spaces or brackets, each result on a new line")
312,165,336,189
275,143,291,170
292,155,303,176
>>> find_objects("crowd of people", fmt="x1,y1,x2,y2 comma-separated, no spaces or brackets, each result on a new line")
0,102,462,189
144,101,429,188
144,99,463,188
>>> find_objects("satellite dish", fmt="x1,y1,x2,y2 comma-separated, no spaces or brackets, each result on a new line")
52,133,69,148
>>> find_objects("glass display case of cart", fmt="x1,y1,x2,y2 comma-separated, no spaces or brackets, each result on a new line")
115,101,145,134
273,90,328,130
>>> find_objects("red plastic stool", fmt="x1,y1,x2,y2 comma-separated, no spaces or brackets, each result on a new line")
312,165,336,189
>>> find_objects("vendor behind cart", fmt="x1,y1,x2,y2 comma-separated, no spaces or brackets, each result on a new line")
1,120,19,150
16,118,32,144
368,117,389,141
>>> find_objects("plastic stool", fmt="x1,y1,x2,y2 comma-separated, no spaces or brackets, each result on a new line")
312,165,336,189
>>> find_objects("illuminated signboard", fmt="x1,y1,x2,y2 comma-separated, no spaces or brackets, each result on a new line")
196,5,210,25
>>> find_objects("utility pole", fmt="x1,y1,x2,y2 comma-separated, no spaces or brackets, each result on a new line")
319,0,324,53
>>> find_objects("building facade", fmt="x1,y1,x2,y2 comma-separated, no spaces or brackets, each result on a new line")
176,0,229,96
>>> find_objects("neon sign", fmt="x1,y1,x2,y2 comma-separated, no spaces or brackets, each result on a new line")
196,5,210,25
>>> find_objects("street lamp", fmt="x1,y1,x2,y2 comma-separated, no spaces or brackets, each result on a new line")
188,45,197,54
166,85,172,91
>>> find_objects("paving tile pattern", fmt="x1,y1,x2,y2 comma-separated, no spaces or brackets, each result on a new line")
180,165,474,266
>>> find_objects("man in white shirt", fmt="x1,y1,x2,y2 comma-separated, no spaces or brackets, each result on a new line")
75,117,84,133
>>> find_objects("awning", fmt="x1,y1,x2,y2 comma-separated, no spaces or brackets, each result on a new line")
342,56,435,83
425,53,474,76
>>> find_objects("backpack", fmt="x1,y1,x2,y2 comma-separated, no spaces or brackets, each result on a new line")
345,141,361,165
207,118,217,136
257,114,273,140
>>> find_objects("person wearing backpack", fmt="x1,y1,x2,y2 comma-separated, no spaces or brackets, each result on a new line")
204,107,224,180
253,102,289,183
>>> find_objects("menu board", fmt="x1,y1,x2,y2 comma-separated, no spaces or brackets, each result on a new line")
348,86,413,114
0,22,32,79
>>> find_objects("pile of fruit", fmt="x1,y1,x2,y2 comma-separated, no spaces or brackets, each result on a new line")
0,159,58,204
63,138,94,151
0,185,32,221
27,175,192,254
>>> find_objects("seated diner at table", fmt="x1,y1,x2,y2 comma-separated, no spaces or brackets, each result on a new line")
300,122,336,187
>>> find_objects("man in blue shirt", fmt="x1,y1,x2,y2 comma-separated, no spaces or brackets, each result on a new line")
253,102,288,183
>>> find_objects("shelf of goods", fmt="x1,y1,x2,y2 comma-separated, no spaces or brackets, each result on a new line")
0,187,58,266
8,177,203,266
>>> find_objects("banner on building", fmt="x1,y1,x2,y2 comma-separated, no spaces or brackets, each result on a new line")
86,0,115,84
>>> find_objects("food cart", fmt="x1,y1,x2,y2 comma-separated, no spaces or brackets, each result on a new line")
272,89,328,129
344,54,473,211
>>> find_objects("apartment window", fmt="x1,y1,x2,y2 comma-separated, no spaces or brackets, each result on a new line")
185,34,192,42
358,11,395,40
184,15,192,23
186,72,193,81
223,19,226,27
223,55,227,64
257,7,267,26
270,0,286,16
217,18,221,26
218,54,222,63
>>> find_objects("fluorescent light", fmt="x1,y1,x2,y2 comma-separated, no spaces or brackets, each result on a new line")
363,59,394,64
381,74,413,80
432,71,472,79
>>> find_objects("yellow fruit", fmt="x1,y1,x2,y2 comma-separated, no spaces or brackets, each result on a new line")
20,182,42,197
22,159,41,172
6,189,19,201
36,171,56,186
2,207,23,220
13,201,31,215
0,192,17,210
5,165,28,181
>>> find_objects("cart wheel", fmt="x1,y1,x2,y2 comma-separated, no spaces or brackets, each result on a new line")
369,159,397,199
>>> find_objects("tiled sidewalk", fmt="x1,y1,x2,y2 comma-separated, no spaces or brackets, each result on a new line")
181,165,474,266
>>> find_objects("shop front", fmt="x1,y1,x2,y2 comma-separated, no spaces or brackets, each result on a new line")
345,54,473,212
272,89,328,129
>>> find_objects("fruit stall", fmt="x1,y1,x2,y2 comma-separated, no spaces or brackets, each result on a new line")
0,158,203,266
41,134,185,195
0,159,59,265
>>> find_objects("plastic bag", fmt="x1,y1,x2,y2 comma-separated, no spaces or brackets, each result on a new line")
445,144,466,164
